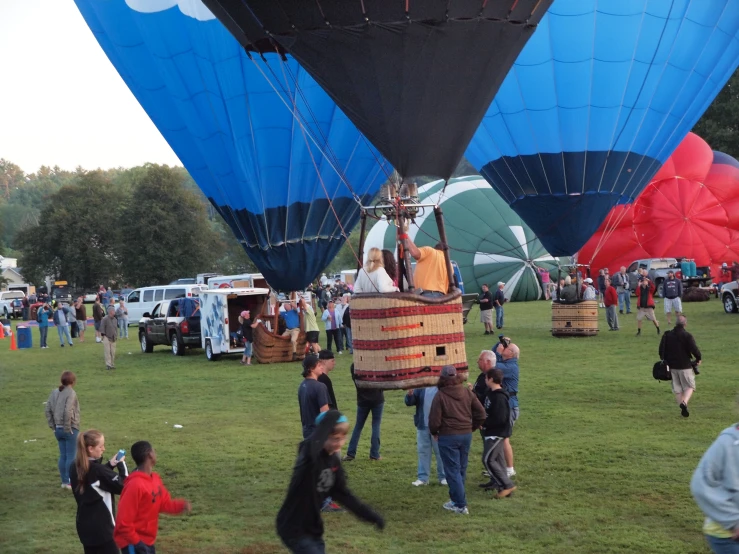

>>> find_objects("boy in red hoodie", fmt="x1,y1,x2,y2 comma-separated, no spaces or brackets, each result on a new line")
114,441,191,554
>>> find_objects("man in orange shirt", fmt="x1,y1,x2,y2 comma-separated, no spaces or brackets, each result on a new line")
402,237,450,297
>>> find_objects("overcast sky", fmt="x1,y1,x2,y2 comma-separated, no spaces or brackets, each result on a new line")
0,0,182,174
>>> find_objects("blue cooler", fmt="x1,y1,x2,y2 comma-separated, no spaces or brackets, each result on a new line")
16,326,32,349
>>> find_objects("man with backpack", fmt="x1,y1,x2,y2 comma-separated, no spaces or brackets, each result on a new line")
659,314,701,418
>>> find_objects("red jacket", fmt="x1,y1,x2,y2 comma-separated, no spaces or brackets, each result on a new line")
114,470,186,548
604,285,618,307
636,282,656,309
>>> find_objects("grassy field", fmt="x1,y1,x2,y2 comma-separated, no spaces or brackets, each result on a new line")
0,299,736,554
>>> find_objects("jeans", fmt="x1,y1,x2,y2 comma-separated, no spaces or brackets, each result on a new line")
54,427,78,484
495,305,504,328
347,403,383,459
706,536,739,554
125,543,156,554
438,433,472,508
57,325,73,346
606,305,619,329
417,428,445,482
618,290,631,312
118,318,128,338
326,329,342,353
282,536,326,554
39,326,48,347
343,327,353,352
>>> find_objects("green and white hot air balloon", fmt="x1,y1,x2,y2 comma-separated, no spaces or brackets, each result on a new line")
364,176,562,301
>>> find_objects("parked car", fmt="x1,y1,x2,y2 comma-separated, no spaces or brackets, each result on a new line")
138,297,202,356
0,290,25,319
721,281,739,313
626,258,713,297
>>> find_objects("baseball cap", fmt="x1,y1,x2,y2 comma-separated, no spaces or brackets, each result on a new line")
318,350,335,360
584,277,593,283
440,365,457,378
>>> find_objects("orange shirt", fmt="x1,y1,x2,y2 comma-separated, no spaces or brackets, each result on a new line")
415,246,449,293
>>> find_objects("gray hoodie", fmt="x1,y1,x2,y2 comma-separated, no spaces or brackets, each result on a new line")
691,424,739,533
45,386,80,433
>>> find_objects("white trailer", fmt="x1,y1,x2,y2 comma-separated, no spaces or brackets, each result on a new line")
200,287,270,361
208,273,269,290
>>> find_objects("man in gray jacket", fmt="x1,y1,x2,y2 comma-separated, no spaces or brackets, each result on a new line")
612,266,631,314
100,305,118,370
691,422,739,552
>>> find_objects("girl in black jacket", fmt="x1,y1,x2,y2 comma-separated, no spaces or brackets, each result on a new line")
69,429,128,554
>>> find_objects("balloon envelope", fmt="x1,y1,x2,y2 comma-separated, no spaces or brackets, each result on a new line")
364,176,560,302
467,0,739,256
74,0,390,290
202,0,553,180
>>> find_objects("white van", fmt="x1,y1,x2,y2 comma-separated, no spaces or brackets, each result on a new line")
208,273,269,290
126,284,205,324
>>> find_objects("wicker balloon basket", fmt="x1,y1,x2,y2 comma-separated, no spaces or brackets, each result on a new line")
351,290,468,389
551,300,599,337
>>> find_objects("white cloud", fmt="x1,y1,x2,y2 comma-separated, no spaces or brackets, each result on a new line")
125,0,215,21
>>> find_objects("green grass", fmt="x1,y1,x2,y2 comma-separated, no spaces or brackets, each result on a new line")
0,300,735,553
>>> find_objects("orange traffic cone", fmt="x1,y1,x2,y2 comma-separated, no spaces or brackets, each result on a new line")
9,332,17,351
0,325,5,339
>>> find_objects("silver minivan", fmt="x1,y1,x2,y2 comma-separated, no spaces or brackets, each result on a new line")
126,285,205,324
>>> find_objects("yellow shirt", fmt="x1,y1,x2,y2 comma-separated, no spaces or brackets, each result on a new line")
414,246,449,293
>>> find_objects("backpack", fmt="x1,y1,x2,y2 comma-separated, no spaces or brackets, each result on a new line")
652,360,671,381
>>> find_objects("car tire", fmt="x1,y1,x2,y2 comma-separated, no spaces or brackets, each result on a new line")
205,340,219,361
723,294,738,314
3,308,8,319
140,332,154,353
171,332,184,356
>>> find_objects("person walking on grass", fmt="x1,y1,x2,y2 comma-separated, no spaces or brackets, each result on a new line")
100,306,119,371
239,310,259,366
604,277,620,331
114,441,191,554
429,365,486,515
405,384,446,487
659,314,701,418
344,364,385,463
37,302,52,348
276,410,385,554
53,302,74,347
636,277,660,336
75,297,88,343
70,429,128,554
479,368,516,498
691,419,739,554
479,284,494,335
45,371,80,489
93,296,105,343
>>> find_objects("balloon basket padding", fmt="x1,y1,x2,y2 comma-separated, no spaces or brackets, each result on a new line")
351,290,468,390
551,300,599,337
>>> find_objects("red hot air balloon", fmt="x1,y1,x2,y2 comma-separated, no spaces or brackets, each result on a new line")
579,132,739,274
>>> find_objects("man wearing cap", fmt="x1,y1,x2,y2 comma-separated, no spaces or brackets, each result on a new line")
636,277,660,336
493,282,506,330
99,305,118,370
401,236,450,297
582,278,597,300
663,270,683,327
298,355,330,439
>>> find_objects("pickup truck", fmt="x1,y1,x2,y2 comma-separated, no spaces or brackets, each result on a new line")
721,281,739,313
626,258,713,298
138,297,201,356
0,290,25,319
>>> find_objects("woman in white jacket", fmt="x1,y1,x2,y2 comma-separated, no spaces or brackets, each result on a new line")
354,247,399,294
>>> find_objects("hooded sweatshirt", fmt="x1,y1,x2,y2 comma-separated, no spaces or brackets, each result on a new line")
70,458,128,546
113,469,186,548
45,386,80,433
276,410,383,542
428,383,486,436
691,424,739,538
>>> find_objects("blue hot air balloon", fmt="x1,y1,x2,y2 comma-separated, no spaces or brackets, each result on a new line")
466,0,739,256
74,0,391,291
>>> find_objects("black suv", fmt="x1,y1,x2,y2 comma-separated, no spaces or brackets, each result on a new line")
139,297,201,356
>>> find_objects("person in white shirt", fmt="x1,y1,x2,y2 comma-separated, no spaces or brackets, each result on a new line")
353,247,399,294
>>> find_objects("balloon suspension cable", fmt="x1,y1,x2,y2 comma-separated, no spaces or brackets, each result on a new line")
586,199,635,265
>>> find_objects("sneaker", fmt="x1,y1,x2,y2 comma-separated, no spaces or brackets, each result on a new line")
636,329,641,336
484,331,490,335
442,501,456,511
370,456,382,461
61,483,72,490
479,480,497,489
439,479,448,486
506,468,516,477
619,310,624,314
496,486,517,498
452,505,469,515
321,502,344,513
680,402,690,418
411,480,428,487
342,455,355,462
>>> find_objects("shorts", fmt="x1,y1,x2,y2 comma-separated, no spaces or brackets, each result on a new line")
480,310,493,324
664,297,683,314
636,307,656,321
244,341,253,358
78,319,86,329
671,368,696,394
306,331,319,343
510,406,519,427
94,320,101,331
